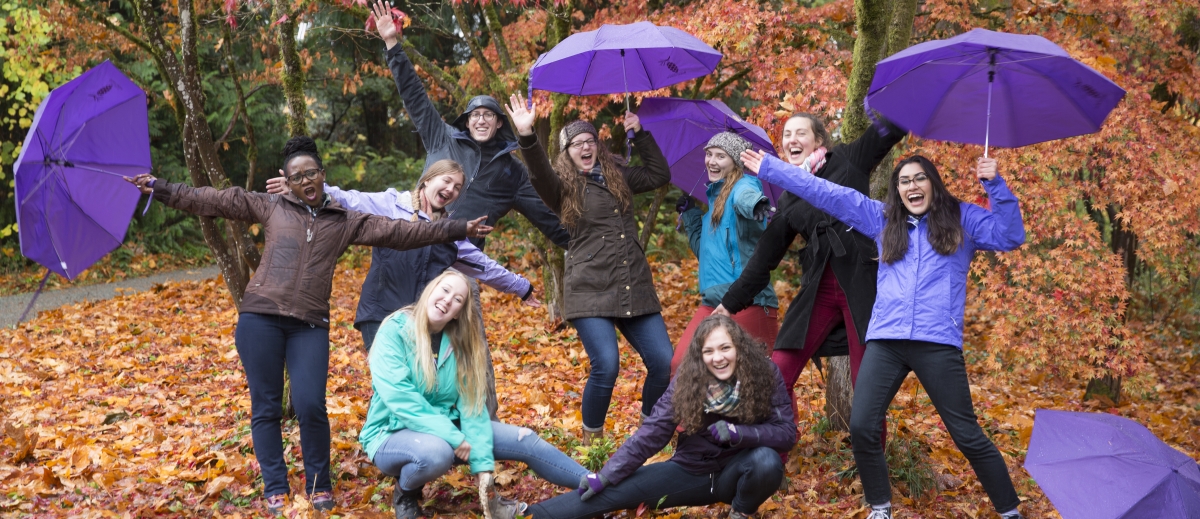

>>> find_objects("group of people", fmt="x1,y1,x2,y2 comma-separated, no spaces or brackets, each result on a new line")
125,2,1028,518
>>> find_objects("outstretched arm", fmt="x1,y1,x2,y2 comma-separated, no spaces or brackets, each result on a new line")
130,174,269,223
453,240,536,303
743,151,886,238
720,205,805,314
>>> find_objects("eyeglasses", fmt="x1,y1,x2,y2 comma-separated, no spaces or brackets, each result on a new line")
568,138,597,151
287,168,324,185
468,111,497,122
897,173,930,187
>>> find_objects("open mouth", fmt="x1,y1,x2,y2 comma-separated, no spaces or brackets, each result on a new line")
436,191,452,206
434,301,448,315
787,148,805,163
303,186,318,201
906,192,926,207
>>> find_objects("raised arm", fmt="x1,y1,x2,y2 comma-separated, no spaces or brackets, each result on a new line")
750,153,886,238
623,128,672,194
384,44,452,155
963,160,1025,252
453,239,533,299
511,169,571,248
506,93,567,216
843,116,907,180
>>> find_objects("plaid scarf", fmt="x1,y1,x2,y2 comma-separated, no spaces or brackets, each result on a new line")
703,380,741,415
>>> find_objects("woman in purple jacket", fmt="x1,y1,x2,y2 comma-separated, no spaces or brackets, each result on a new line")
744,151,1025,519
526,314,796,519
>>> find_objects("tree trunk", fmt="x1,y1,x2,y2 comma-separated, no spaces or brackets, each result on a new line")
823,356,854,431
538,1,574,325
640,185,670,249
868,0,919,196
274,0,308,137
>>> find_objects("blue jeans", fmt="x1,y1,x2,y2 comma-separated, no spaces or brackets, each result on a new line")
372,422,587,491
527,446,784,518
234,312,332,498
571,313,673,430
851,339,1019,512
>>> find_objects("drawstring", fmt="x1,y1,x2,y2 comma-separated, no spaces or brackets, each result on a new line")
710,472,715,493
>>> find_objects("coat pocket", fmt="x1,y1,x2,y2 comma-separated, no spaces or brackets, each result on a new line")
565,238,610,293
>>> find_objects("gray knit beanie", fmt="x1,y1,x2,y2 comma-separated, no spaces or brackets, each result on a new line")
559,120,599,151
705,131,752,172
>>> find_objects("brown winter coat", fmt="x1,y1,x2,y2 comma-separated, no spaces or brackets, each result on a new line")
518,130,671,320
151,182,466,327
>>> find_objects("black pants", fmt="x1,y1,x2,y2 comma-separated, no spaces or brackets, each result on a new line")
235,312,332,498
527,447,784,519
850,339,1019,512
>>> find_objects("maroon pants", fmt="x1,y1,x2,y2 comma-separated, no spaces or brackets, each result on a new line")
670,304,779,375
771,264,886,447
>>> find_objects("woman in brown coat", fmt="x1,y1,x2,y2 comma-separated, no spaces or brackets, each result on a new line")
128,136,491,515
505,93,673,444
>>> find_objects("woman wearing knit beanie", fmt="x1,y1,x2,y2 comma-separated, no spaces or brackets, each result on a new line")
669,132,780,375
505,93,675,445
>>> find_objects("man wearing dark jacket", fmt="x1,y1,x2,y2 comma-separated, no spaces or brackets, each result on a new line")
370,4,570,419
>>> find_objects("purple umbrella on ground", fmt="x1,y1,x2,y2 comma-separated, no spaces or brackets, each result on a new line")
13,60,150,320
637,97,784,210
864,28,1125,156
1024,409,1200,519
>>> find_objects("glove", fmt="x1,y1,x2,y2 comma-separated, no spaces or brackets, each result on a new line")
709,420,741,445
675,194,695,214
577,473,609,502
752,199,772,221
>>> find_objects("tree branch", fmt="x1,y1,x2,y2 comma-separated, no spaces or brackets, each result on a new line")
482,3,513,71
400,39,467,104
450,2,497,84
223,24,259,191
704,67,752,100
273,0,308,137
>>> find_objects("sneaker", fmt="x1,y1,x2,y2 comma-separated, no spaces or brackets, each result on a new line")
311,491,335,512
866,506,893,519
265,494,288,516
392,484,426,519
729,510,751,519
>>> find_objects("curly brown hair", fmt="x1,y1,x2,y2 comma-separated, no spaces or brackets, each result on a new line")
549,133,633,229
672,315,778,434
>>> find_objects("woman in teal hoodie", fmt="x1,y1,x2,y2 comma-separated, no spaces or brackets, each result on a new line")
360,269,587,519
671,132,779,374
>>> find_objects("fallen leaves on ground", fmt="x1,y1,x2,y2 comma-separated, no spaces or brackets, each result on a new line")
0,229,1196,518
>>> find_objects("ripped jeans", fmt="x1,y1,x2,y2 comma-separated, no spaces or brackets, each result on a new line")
371,422,587,491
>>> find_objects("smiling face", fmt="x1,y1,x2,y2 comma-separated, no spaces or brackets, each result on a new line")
285,155,326,207
467,108,502,142
420,170,464,213
701,326,738,381
780,117,822,167
896,162,932,215
704,147,737,183
567,133,598,172
426,275,469,333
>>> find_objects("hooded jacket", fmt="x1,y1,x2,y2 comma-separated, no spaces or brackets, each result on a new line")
756,155,1025,348
385,45,569,250
599,363,796,485
680,175,777,309
150,182,466,328
320,185,532,325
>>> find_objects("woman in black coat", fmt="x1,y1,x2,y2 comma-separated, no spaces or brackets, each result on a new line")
715,114,904,445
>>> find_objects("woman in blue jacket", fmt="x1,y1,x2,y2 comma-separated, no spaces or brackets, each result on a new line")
527,314,796,519
743,150,1025,519
360,269,587,519
670,132,779,374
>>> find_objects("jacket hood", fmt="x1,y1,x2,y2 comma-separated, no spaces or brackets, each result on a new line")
451,95,517,143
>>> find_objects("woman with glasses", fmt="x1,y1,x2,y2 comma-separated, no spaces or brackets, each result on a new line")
504,93,674,445
127,136,492,515
744,150,1026,519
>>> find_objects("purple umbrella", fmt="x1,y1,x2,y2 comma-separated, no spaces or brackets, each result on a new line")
1025,409,1200,518
637,97,783,209
864,28,1125,156
15,60,149,286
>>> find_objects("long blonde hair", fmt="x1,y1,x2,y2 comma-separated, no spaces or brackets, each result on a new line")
709,166,745,228
381,269,488,416
412,159,466,222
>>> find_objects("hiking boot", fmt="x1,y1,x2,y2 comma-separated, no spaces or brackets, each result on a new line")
729,509,752,519
485,495,528,519
392,484,425,519
265,494,288,517
311,491,335,512
866,506,893,519
581,427,603,447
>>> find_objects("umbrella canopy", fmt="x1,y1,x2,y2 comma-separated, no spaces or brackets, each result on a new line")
637,97,783,209
529,21,722,96
1025,409,1200,519
15,60,150,280
865,28,1125,151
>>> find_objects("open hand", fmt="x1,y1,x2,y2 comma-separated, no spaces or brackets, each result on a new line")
265,171,289,194
972,157,997,182
504,93,537,137
465,216,494,238
369,1,404,49
522,288,542,308
740,149,767,175
125,174,157,194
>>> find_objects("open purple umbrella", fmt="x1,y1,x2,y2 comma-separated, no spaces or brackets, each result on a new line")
1025,409,1200,519
864,28,1125,156
14,60,150,317
637,97,783,209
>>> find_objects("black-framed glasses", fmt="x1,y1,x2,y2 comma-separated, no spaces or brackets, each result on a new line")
287,168,323,185
568,138,597,151
468,111,497,122
897,173,930,187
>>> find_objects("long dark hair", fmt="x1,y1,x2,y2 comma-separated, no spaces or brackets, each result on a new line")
880,155,963,263
672,315,777,434
550,129,632,228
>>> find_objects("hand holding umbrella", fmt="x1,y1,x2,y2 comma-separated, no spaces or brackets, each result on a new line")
972,157,998,182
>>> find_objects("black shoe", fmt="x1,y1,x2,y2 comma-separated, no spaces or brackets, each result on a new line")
392,484,426,519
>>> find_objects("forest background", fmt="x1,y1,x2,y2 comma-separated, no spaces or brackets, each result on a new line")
0,0,1198,517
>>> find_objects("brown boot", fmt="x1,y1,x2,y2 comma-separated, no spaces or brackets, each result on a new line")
728,509,752,519
581,427,604,446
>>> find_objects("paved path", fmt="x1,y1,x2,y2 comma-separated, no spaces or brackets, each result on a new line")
0,265,221,328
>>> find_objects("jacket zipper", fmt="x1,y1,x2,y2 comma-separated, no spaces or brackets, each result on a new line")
290,206,318,319
911,219,922,338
